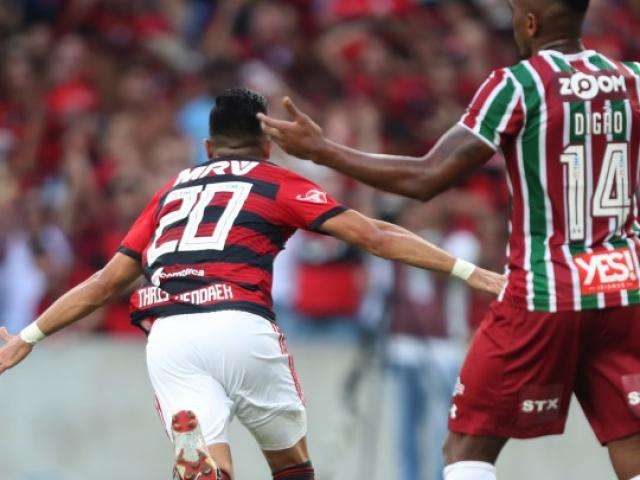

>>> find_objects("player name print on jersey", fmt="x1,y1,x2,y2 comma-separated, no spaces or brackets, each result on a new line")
174,160,259,186
460,50,640,312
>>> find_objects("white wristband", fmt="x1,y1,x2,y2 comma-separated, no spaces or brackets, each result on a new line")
20,322,46,345
451,259,476,281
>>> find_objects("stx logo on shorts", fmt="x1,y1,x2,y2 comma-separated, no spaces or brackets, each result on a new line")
517,384,563,427
521,398,560,413
559,72,627,101
574,247,639,296
629,392,640,407
296,189,328,204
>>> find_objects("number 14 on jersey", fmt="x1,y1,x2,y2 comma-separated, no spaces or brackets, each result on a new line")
560,142,631,242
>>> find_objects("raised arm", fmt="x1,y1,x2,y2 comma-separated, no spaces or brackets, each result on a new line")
259,98,496,201
0,252,142,375
319,209,505,295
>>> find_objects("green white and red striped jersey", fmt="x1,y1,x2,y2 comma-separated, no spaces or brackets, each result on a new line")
461,49,640,312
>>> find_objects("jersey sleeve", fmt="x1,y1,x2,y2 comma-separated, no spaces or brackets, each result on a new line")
118,189,163,262
275,170,347,231
459,68,524,150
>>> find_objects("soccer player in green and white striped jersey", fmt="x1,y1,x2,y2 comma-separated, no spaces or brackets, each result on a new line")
259,0,640,478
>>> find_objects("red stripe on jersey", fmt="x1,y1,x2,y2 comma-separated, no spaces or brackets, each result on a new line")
531,56,574,307
462,69,506,129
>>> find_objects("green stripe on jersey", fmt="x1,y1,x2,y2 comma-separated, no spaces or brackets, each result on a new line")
623,62,640,76
509,63,550,311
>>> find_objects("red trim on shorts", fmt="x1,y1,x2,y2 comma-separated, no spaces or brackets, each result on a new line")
271,323,306,405
154,395,171,440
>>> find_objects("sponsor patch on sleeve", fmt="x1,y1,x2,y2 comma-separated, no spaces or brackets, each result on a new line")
295,189,328,204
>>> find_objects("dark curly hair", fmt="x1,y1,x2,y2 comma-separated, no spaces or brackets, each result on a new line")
558,0,590,13
209,87,268,144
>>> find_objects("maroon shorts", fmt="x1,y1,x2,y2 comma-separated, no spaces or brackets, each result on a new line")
449,301,640,444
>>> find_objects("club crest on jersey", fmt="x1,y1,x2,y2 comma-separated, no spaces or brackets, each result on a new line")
573,246,640,295
558,72,627,101
296,189,328,204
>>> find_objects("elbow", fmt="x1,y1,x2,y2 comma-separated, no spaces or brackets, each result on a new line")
360,229,396,259
409,169,441,202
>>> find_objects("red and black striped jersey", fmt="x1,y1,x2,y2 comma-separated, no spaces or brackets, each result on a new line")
118,155,346,326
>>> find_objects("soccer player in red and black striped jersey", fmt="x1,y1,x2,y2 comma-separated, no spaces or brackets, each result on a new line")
0,88,503,480
258,1,640,479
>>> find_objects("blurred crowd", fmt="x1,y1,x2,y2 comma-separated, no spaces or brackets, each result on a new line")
1,1,639,479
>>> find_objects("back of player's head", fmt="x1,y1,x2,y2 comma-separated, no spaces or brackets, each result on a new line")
556,0,590,14
209,88,267,146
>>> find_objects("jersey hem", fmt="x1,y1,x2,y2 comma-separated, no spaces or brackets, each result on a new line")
498,291,640,312
131,301,277,328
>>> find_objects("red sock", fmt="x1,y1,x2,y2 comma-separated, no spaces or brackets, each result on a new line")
273,461,315,480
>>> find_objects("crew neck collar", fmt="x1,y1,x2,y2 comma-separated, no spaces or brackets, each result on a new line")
538,49,596,61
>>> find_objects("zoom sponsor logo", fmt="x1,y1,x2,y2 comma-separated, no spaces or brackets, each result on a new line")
559,72,626,101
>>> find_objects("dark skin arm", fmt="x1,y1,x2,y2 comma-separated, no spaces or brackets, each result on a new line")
0,253,142,375
259,98,496,201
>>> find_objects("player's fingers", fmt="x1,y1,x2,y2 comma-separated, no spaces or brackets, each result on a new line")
0,327,10,342
283,97,306,120
258,114,294,130
262,125,284,141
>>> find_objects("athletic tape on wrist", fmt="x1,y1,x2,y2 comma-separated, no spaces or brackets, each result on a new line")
451,259,476,281
20,322,46,344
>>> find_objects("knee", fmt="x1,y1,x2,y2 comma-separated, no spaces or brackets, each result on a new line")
442,432,506,466
442,432,462,465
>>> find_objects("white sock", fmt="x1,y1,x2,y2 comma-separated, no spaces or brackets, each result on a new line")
444,461,497,480
630,476,640,480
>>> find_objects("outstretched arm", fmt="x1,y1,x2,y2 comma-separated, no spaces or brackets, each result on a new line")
319,209,505,295
0,252,142,375
259,98,496,201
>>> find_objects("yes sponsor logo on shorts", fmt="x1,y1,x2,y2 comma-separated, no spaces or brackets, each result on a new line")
573,246,640,296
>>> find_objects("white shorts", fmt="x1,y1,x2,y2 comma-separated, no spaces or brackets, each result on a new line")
146,310,307,451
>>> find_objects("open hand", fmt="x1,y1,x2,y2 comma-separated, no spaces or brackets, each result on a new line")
466,269,507,296
258,97,326,161
0,327,33,375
